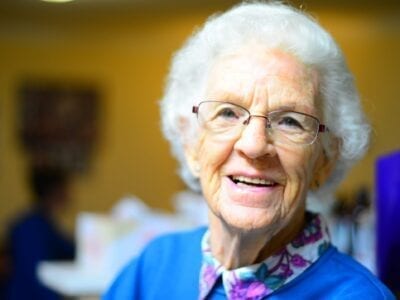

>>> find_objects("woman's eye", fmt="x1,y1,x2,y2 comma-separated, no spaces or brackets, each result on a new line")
278,116,304,129
217,107,239,119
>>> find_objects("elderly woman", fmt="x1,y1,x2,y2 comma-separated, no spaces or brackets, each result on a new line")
104,2,394,299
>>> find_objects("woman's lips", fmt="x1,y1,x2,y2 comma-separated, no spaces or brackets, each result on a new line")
223,175,283,208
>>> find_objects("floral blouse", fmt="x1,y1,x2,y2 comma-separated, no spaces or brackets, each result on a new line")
199,212,331,300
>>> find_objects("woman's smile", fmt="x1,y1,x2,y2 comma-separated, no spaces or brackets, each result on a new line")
222,174,283,208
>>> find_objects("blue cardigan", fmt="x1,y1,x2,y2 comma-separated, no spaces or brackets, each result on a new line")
103,227,395,299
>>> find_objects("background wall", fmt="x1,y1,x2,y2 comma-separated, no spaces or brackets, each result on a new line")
0,0,399,240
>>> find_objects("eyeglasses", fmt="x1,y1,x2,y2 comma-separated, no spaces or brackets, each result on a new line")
192,101,328,146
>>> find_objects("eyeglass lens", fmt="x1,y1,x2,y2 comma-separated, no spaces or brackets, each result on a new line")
195,101,321,145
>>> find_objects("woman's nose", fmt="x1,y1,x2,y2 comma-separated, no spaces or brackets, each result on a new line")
234,116,277,159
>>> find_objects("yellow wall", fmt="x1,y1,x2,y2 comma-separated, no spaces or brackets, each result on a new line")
317,9,400,196
1,4,399,240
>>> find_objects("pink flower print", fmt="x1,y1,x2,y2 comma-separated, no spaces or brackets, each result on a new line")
230,280,250,299
203,265,218,287
290,254,308,268
278,263,293,278
304,229,322,244
291,214,323,247
291,235,305,248
230,280,270,300
246,281,270,298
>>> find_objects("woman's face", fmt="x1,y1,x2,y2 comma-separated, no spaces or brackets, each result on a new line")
186,47,325,234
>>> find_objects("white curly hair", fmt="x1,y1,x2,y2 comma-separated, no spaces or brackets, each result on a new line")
160,1,370,200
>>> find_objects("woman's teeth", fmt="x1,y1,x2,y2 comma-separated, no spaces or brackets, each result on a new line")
230,175,275,187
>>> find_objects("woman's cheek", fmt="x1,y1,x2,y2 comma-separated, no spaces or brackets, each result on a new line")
198,134,235,172
280,147,315,194
197,135,236,201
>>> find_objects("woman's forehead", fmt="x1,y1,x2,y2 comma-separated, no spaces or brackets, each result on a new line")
210,47,315,80
205,48,319,111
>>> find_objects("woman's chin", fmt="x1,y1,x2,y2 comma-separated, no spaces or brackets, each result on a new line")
209,178,284,232
217,204,280,233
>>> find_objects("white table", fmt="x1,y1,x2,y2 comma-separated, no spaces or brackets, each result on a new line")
38,261,114,300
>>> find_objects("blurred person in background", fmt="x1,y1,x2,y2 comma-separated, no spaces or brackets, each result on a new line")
5,166,75,300
104,1,394,299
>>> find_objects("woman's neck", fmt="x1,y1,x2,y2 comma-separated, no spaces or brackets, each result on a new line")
208,211,305,270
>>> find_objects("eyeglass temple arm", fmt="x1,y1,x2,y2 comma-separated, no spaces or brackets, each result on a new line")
319,124,328,132
192,106,199,113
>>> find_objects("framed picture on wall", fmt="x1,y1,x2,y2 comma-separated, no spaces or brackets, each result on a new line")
18,79,100,173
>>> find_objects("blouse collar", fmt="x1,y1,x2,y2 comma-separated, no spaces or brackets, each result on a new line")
199,212,330,300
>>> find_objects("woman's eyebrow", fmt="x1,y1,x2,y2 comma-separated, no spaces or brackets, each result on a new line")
205,92,317,114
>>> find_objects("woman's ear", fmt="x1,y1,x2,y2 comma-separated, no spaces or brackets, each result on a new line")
310,137,340,190
179,116,201,177
184,143,200,177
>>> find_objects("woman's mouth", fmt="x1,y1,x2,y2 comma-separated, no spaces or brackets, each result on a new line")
228,175,278,188
223,175,282,208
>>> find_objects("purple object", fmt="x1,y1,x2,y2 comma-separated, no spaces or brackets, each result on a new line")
376,150,400,292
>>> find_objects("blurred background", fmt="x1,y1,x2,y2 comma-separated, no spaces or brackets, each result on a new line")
0,0,399,298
